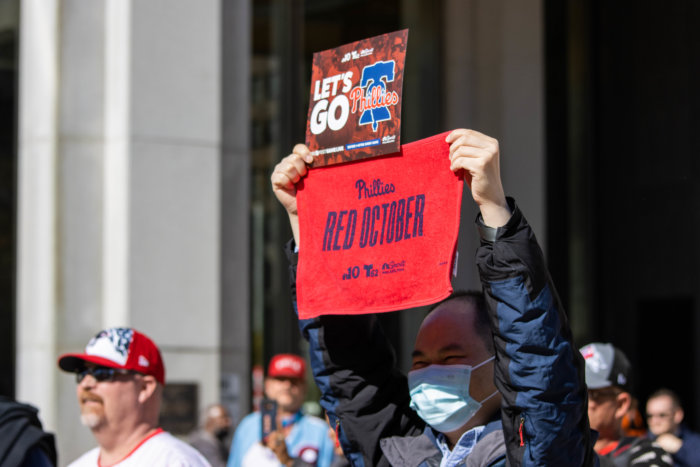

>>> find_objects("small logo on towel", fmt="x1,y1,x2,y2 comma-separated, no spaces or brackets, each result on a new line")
382,260,406,274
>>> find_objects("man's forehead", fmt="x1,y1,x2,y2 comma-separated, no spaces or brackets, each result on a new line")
648,395,673,407
418,302,475,336
208,405,226,416
423,300,474,326
413,300,488,355
413,329,487,359
412,342,467,357
267,375,305,384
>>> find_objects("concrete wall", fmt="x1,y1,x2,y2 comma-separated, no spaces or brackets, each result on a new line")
444,0,545,294
16,0,230,463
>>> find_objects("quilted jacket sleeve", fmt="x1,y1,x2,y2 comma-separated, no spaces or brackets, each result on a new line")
475,198,597,467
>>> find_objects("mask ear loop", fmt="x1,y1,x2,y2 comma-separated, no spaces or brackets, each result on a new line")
479,389,499,404
472,356,498,404
472,355,496,370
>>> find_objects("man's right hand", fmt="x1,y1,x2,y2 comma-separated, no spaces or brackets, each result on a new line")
271,144,313,246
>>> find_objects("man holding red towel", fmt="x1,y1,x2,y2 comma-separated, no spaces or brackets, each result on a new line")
271,129,597,466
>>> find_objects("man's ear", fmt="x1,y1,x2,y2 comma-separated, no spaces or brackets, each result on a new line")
138,375,159,404
673,407,684,426
614,392,632,420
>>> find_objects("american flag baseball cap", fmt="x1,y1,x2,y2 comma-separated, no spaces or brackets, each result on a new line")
58,327,165,384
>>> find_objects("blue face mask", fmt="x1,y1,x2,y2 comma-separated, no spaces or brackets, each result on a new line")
408,356,497,433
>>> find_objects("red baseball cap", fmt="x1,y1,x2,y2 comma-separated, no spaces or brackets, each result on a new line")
267,354,305,379
58,327,165,384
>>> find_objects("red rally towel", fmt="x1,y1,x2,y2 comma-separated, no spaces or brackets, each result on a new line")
296,132,464,318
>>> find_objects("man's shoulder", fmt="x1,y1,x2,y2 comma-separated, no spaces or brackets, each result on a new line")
379,431,441,467
469,427,507,466
677,426,700,459
67,431,210,467
67,447,100,467
232,412,261,442
236,411,261,429
126,431,211,466
148,430,198,448
231,412,263,460
681,425,700,442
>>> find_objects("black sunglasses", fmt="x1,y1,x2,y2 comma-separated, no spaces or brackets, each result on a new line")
75,367,137,383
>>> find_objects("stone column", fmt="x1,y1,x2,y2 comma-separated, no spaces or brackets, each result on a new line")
443,0,545,294
17,0,225,461
16,0,60,432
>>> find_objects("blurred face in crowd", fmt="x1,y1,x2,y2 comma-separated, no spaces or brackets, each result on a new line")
646,394,682,436
265,376,306,414
587,386,630,440
205,404,233,439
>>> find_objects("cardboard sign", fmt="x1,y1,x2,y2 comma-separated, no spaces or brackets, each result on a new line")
305,29,408,167
296,133,463,318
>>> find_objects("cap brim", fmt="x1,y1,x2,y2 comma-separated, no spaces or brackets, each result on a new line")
268,372,304,380
585,380,612,390
584,373,613,390
58,353,125,373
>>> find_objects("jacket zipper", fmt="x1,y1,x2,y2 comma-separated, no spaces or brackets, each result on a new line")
334,418,341,449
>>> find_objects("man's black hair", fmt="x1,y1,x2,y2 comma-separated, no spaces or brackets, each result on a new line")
428,290,494,354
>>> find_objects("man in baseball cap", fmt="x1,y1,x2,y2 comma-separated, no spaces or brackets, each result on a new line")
580,342,671,466
227,353,335,467
58,327,210,466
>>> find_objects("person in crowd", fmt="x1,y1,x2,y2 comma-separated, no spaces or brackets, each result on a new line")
645,388,700,466
580,342,672,466
57,327,210,466
189,403,233,467
0,396,56,466
271,129,597,465
227,353,334,467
